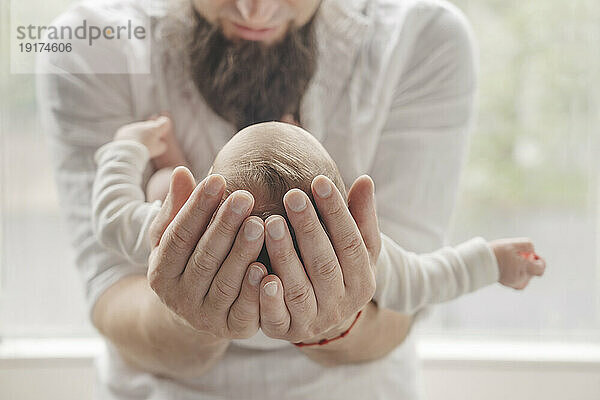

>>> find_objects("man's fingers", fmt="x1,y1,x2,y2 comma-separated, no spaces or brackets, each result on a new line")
259,275,291,340
311,175,373,293
264,215,318,327
183,190,254,301
151,174,225,281
148,166,195,246
281,189,344,307
227,262,266,338
204,216,264,312
347,174,381,266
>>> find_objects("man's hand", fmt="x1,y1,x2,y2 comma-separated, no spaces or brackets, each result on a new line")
258,175,381,344
490,238,546,290
147,167,268,340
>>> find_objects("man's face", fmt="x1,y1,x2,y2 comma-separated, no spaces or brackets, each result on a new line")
193,0,321,44
187,0,319,130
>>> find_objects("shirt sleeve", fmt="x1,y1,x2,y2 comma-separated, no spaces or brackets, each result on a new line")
92,140,161,266
368,5,495,320
373,234,499,313
36,20,150,320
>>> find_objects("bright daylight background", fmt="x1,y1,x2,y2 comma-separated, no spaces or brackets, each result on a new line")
1,0,599,358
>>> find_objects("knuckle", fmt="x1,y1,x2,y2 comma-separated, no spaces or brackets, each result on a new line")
272,246,298,265
263,318,289,338
163,228,190,254
173,223,195,247
311,254,339,282
211,277,239,306
240,280,259,303
216,276,239,298
228,307,256,337
341,232,365,259
325,201,345,220
191,248,220,279
190,198,214,220
299,217,322,237
215,215,240,238
284,282,312,309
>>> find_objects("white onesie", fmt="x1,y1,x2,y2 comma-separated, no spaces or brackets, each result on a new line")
92,139,500,318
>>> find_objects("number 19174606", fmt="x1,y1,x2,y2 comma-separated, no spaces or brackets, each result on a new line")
19,42,72,52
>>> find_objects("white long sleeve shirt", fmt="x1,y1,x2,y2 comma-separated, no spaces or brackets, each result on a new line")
37,0,497,398
92,138,499,321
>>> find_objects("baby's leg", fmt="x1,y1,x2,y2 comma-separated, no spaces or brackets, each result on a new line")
145,167,174,202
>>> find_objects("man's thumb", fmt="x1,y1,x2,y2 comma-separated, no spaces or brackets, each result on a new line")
149,166,196,246
347,175,382,266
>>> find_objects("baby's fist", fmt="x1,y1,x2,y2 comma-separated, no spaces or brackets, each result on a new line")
114,116,173,158
489,238,546,290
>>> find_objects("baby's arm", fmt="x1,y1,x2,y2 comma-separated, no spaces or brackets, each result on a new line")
91,117,173,265
372,235,545,314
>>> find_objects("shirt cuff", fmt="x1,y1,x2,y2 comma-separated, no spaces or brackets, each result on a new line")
94,140,150,173
454,236,500,291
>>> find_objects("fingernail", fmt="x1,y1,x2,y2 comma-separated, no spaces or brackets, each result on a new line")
248,265,264,286
314,176,332,198
231,191,252,215
263,281,278,297
244,219,263,241
266,218,285,240
285,190,307,212
205,175,223,196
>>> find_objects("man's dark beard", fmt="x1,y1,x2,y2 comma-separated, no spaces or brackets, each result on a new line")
188,9,318,131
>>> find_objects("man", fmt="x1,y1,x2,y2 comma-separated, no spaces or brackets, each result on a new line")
37,0,487,398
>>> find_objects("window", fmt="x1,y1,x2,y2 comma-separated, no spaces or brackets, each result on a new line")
1,0,95,338
419,0,600,341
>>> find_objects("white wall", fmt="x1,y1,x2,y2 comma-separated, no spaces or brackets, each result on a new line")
422,362,600,400
1,339,600,400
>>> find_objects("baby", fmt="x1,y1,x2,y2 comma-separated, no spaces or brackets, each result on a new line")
92,117,545,315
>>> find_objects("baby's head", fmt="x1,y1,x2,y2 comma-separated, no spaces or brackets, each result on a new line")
209,121,347,271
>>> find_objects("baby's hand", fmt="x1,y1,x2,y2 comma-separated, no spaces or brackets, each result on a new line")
114,116,173,158
489,238,546,290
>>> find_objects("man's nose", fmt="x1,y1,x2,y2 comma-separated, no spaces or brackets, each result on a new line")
235,0,279,26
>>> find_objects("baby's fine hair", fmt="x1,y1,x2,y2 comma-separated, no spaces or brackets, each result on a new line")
214,122,347,221
211,122,347,271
